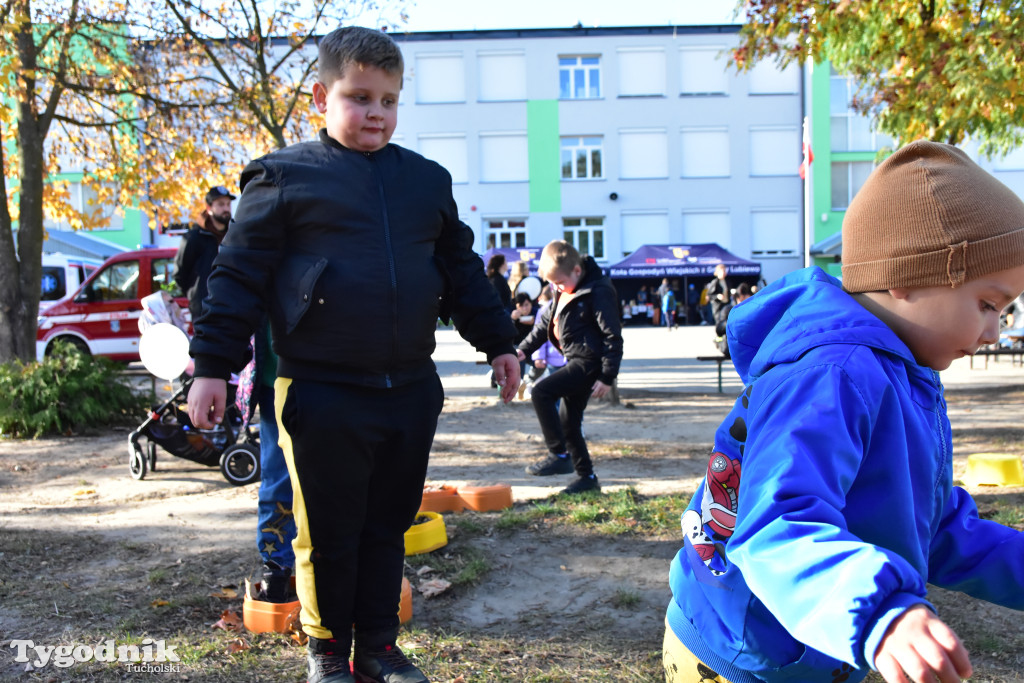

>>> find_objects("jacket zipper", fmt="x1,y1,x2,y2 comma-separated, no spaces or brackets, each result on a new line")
369,152,397,388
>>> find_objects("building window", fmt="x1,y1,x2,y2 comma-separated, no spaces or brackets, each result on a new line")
619,129,668,179
47,180,123,231
563,217,605,259
679,47,728,95
415,53,466,104
478,51,527,101
559,56,601,99
748,60,800,95
561,136,603,180
485,219,527,250
617,47,666,97
831,161,874,210
750,209,800,257
418,134,468,184
681,128,730,178
480,132,528,182
829,68,893,152
749,126,800,176
681,210,731,249
621,211,669,255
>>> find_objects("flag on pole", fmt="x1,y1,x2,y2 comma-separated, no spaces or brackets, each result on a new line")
798,117,814,180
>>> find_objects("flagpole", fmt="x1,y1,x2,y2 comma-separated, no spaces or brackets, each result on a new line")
803,115,812,268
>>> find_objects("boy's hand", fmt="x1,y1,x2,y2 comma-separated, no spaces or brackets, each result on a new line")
535,359,547,370
187,377,228,429
874,605,971,683
591,379,611,399
516,349,526,362
491,354,521,403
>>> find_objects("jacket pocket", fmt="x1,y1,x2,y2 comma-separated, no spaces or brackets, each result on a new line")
275,254,328,335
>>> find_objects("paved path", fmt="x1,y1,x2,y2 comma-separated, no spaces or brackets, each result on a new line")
434,324,1024,397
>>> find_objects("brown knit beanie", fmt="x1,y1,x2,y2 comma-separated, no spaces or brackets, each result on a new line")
841,140,1024,292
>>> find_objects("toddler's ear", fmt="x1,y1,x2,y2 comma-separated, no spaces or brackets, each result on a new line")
888,287,911,301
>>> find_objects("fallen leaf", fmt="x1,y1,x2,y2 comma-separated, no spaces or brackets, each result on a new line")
450,676,466,683
418,578,451,598
212,609,243,631
285,604,306,645
72,488,96,496
209,586,238,599
226,638,250,654
150,599,170,607
415,565,435,576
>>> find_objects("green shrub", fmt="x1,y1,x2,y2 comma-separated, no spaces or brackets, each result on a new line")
0,341,148,437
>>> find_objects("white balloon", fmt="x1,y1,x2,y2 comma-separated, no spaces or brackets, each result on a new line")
139,323,191,380
515,275,543,300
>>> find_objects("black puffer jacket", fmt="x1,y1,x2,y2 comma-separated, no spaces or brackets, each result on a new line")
517,256,623,385
191,130,515,388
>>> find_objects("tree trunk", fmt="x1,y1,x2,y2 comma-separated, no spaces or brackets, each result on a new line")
0,4,46,365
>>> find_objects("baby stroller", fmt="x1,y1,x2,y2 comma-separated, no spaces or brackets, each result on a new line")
127,292,261,486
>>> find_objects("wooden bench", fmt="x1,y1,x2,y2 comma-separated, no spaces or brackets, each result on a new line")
697,354,731,393
970,347,1024,369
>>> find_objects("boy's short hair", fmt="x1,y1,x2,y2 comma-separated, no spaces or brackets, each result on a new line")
842,140,1024,292
318,26,404,88
514,292,533,306
540,240,582,277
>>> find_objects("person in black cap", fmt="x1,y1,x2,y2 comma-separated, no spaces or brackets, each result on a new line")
174,185,236,322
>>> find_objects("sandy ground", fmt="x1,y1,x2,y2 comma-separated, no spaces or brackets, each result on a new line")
2,326,1024,679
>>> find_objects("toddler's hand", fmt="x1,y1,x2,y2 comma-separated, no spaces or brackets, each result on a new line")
874,604,971,683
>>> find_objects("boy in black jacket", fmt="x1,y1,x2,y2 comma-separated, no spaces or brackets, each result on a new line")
517,240,624,494
186,26,519,683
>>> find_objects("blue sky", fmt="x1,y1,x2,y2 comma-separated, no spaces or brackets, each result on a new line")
373,0,740,32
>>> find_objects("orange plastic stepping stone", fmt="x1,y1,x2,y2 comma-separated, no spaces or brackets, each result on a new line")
419,484,465,513
457,483,513,512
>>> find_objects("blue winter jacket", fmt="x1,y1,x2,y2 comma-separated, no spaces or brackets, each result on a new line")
666,267,1024,682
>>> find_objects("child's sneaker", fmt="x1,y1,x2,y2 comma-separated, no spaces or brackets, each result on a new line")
525,453,574,476
562,474,600,494
353,643,428,683
307,637,354,683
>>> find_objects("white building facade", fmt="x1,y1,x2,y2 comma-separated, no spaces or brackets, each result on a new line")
392,25,806,284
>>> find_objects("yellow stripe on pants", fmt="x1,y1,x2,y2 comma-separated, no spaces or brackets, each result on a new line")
274,376,331,640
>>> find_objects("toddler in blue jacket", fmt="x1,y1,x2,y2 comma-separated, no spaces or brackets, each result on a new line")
665,140,1024,683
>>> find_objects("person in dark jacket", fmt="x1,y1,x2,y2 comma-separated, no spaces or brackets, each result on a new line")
186,27,519,683
486,253,512,312
516,240,623,494
712,282,752,358
173,185,235,322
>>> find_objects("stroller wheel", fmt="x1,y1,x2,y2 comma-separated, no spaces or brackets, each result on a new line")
129,445,147,480
220,443,261,486
147,441,157,472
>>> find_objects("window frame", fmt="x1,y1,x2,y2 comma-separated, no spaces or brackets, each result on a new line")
560,136,604,180
559,55,602,100
562,216,605,260
484,218,528,250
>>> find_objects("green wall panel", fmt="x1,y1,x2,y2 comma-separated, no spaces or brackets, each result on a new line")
527,99,561,213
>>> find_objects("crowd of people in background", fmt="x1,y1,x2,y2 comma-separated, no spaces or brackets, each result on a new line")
618,265,764,330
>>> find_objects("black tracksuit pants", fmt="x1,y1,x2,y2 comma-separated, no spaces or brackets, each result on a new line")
529,358,600,477
275,373,444,649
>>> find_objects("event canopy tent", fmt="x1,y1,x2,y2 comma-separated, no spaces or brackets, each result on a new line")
608,243,761,279
480,246,544,275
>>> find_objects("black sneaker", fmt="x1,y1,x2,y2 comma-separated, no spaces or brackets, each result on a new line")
307,639,354,683
562,474,600,494
525,454,574,476
260,560,293,603
353,643,428,683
